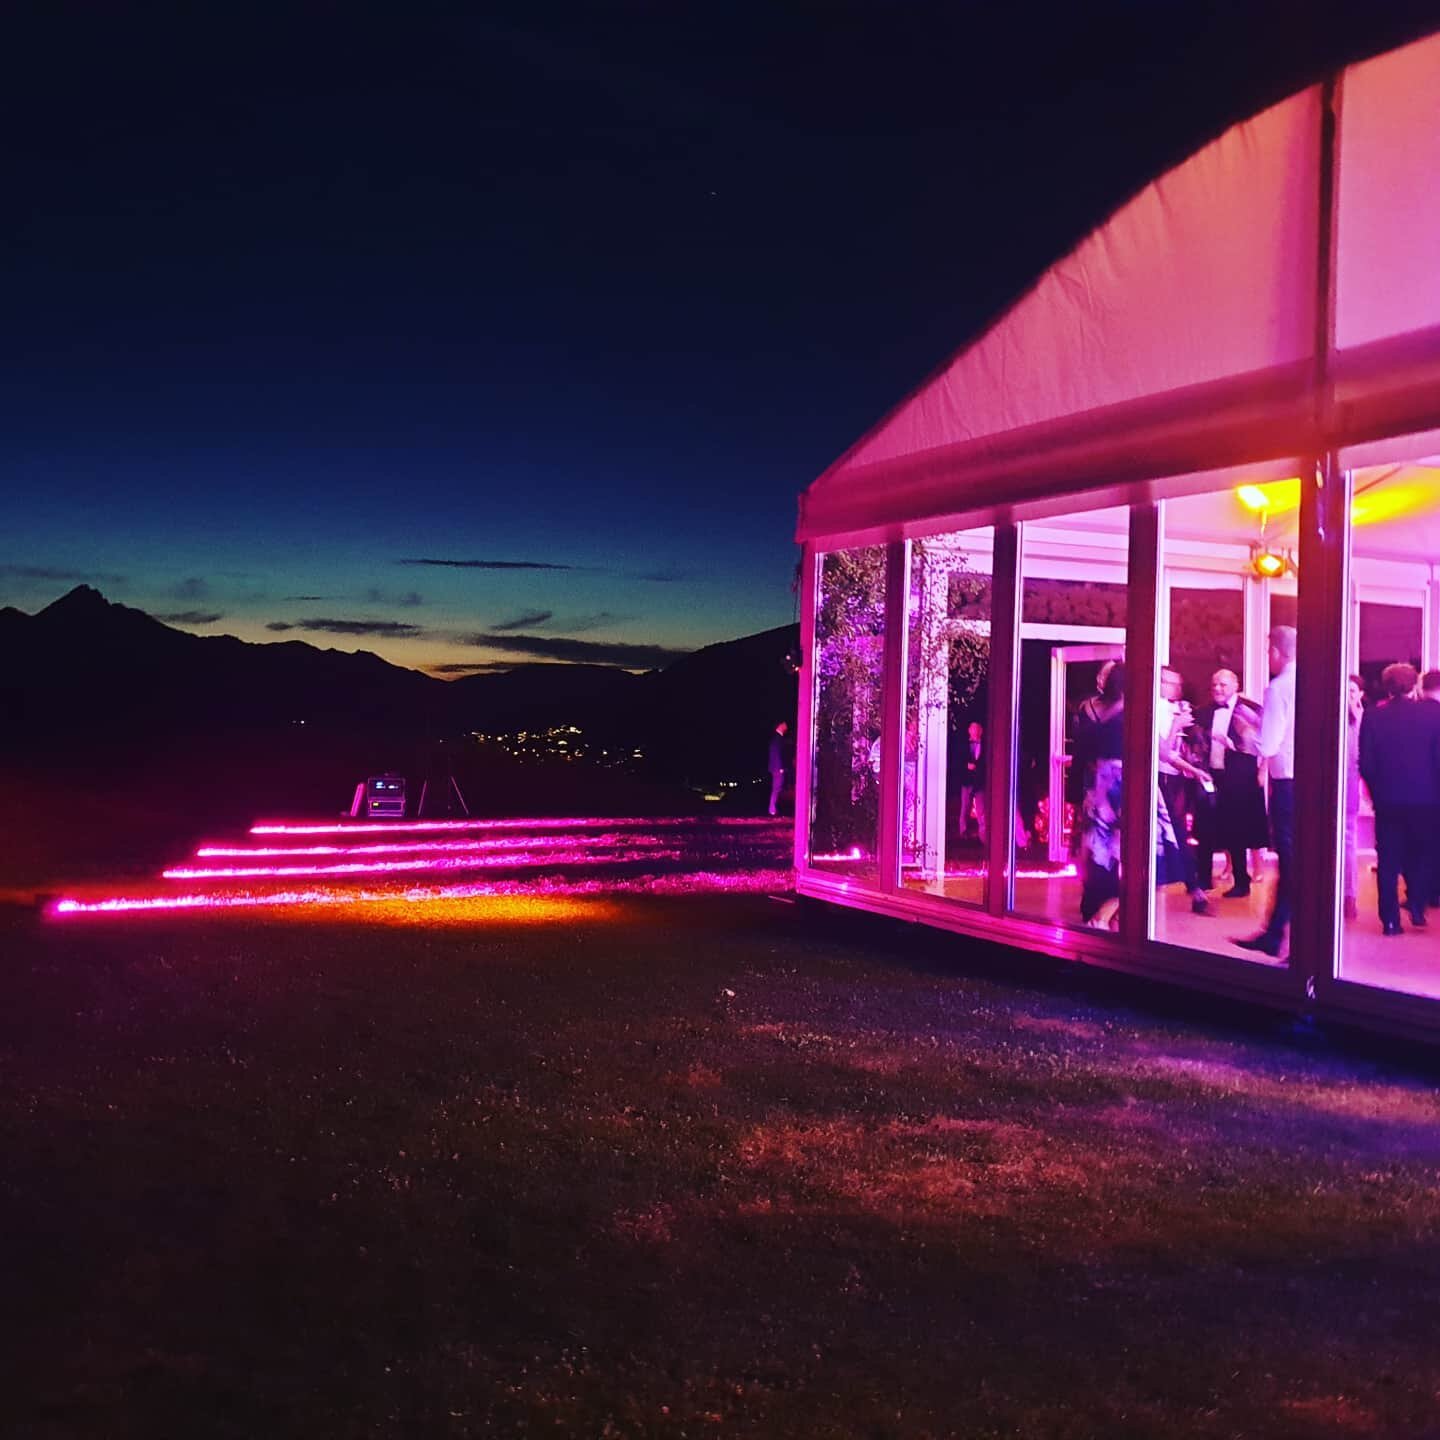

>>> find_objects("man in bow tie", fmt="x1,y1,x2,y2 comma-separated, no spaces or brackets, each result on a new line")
1193,668,1267,900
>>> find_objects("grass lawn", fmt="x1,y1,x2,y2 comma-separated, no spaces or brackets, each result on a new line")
4,892,1440,1438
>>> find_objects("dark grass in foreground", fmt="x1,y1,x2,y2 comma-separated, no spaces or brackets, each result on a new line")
4,895,1440,1438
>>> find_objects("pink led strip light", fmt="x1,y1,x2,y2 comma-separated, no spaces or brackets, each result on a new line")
196,830,712,859
250,815,784,837
51,868,798,916
165,843,687,881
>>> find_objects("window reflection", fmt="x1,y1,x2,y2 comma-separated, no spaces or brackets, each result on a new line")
900,529,994,905
1147,488,1298,963
1339,460,1440,1001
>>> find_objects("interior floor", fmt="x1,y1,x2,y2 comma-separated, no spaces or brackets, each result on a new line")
902,846,1440,1003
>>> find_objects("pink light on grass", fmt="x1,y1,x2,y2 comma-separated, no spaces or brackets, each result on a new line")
196,831,679,859
249,815,784,837
50,867,796,917
936,864,1077,880
164,843,687,881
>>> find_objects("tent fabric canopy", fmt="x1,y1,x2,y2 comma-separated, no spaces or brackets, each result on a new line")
799,31,1440,544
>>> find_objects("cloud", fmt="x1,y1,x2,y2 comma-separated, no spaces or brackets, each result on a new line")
157,610,224,626
294,617,424,638
1,564,127,585
283,594,330,602
171,576,210,600
364,587,425,607
398,557,575,571
564,611,625,633
636,568,689,583
426,662,511,675
266,622,295,632
491,608,554,632
464,632,690,669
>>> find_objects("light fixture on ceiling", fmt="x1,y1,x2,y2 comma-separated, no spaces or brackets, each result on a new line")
1249,543,1292,578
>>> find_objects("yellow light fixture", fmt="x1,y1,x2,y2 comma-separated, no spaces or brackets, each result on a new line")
1248,541,1295,578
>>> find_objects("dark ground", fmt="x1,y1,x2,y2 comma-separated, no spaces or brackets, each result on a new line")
4,885,1440,1438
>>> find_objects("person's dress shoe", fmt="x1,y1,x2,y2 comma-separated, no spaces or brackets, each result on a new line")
1223,885,1251,899
1234,934,1281,956
1408,911,1427,928
1191,894,1213,915
1382,922,1403,937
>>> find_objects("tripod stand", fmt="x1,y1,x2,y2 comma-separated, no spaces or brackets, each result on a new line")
416,739,471,817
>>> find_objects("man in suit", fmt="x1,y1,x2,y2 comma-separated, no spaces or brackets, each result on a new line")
1193,668,1267,898
1235,626,1297,958
1359,663,1440,934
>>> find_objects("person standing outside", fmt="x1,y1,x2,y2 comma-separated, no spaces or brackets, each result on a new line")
767,720,789,817
1359,663,1440,935
1236,626,1297,958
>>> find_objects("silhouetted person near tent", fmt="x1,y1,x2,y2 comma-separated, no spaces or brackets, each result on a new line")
1359,663,1440,935
767,720,788,816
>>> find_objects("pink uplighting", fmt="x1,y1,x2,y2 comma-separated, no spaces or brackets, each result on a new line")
52,868,796,916
49,812,796,919
932,864,1078,881
249,815,784,836
196,830,683,859
164,843,686,881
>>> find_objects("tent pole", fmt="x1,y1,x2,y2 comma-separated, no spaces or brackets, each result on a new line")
1291,74,1344,1004
985,523,1021,916
877,539,909,892
792,543,818,874
1120,503,1161,942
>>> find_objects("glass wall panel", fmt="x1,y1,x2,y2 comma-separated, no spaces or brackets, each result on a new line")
1148,485,1301,966
900,528,994,904
1011,507,1128,930
1337,460,1440,1001
808,545,887,883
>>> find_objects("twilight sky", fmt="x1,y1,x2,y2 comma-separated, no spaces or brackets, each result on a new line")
5,2,1437,674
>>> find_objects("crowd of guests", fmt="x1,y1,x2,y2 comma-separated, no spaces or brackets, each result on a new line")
1067,628,1440,950
931,629,1440,952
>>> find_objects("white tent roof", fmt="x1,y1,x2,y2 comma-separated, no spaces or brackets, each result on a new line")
799,31,1440,544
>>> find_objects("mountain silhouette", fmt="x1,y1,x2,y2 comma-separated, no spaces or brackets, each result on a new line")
0,587,798,784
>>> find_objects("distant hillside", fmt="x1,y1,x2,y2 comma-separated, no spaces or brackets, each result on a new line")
0,587,798,782
640,625,800,783
0,586,439,744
